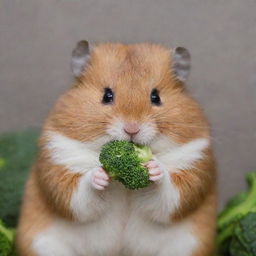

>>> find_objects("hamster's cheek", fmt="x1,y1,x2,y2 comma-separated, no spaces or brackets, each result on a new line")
133,122,158,145
48,86,117,142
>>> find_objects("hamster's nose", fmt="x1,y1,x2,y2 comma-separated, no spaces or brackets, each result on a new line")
124,122,140,136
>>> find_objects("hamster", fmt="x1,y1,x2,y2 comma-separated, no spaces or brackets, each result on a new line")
16,41,217,256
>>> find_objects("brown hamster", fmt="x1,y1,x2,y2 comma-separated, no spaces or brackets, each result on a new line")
16,41,217,256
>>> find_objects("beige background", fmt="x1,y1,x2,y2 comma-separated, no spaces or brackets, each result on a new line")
0,0,256,208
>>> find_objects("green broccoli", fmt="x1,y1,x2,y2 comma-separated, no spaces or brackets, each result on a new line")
217,171,256,255
230,212,256,256
0,220,15,256
99,140,153,190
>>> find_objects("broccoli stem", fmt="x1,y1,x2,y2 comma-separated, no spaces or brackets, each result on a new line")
133,144,153,163
0,221,14,242
218,172,256,230
217,222,235,246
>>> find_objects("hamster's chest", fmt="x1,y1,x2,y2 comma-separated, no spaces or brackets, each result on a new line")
42,182,196,256
50,183,160,255
74,183,161,255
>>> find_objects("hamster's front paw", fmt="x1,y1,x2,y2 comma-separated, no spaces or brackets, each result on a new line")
90,167,109,190
145,160,164,182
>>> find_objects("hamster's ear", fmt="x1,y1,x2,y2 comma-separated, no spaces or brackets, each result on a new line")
71,40,90,77
172,47,191,81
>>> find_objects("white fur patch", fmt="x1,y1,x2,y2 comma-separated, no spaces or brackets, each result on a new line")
123,217,198,256
33,231,75,256
33,182,128,256
132,159,180,223
44,131,109,173
150,134,178,154
107,120,128,141
107,119,157,145
158,137,209,170
70,169,107,222
33,212,198,256
137,122,157,145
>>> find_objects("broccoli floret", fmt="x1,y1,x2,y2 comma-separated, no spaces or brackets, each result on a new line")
99,140,153,189
230,212,256,256
217,171,256,255
218,172,256,231
0,220,15,256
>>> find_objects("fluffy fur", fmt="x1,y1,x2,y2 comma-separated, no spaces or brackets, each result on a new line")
16,43,217,256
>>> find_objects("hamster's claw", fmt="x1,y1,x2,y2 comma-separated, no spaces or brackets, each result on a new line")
146,160,164,182
90,167,109,190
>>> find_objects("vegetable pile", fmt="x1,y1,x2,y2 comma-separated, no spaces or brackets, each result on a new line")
99,140,153,189
0,220,15,256
217,171,256,256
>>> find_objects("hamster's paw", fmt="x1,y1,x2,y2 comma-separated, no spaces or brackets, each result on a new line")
145,160,164,182
90,167,109,190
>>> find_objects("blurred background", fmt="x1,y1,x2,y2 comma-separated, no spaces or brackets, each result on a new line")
0,0,255,208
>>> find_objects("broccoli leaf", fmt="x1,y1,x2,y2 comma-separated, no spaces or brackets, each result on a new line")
230,212,256,256
217,171,256,256
221,191,249,216
0,220,15,256
218,172,256,231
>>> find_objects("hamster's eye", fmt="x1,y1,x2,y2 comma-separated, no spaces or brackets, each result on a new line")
150,89,161,106
102,88,114,104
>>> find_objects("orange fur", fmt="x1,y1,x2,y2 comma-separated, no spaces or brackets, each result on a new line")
16,169,53,256
171,147,216,220
17,43,217,256
191,191,217,256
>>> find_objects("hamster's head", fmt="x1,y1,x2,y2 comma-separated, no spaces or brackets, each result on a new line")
46,41,209,148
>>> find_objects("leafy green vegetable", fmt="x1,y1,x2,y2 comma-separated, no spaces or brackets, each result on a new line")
218,172,256,229
0,129,39,227
217,171,256,256
230,212,256,256
0,158,6,169
99,140,152,189
222,191,249,213
0,220,15,256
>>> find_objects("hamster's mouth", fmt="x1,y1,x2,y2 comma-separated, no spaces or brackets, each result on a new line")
127,133,156,146
106,120,157,146
129,136,136,143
